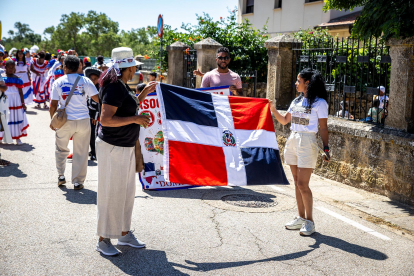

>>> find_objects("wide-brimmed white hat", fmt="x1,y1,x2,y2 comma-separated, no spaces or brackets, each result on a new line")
104,47,143,77
111,47,143,68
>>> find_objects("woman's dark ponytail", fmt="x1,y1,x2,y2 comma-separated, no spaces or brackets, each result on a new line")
295,68,328,108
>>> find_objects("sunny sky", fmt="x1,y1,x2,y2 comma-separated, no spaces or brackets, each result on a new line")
1,0,238,38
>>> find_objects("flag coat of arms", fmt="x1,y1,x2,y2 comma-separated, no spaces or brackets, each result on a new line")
157,83,289,186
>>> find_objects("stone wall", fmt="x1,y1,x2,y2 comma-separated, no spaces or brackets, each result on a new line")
274,112,414,205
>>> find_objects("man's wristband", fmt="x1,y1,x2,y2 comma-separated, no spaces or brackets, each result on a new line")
324,146,330,152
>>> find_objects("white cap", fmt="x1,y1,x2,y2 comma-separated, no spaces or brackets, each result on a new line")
377,86,385,92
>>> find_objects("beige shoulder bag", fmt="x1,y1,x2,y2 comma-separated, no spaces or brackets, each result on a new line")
51,75,81,129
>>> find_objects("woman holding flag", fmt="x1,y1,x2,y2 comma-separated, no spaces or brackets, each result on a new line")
95,47,156,256
270,68,330,236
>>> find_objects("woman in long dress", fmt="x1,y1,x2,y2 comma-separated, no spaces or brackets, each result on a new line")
30,51,49,109
0,60,29,145
15,50,33,105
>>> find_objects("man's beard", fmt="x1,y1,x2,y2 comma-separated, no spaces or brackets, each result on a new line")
217,62,228,70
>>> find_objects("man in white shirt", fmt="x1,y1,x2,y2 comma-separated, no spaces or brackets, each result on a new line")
374,86,389,109
50,55,99,190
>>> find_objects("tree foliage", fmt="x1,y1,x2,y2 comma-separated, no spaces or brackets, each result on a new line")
323,0,414,41
151,9,270,81
2,22,41,50
120,26,158,56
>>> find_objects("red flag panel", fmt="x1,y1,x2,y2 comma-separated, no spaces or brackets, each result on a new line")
168,140,228,186
228,97,274,132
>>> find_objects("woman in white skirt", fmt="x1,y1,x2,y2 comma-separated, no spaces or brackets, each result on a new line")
0,60,29,145
30,51,49,109
95,47,155,256
270,68,330,236
15,50,33,105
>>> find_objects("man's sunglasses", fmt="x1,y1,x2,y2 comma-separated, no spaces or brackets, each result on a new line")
217,56,230,61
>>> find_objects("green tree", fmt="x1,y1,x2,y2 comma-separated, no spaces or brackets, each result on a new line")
84,11,121,56
2,22,41,50
49,12,86,53
323,0,414,41
120,26,157,56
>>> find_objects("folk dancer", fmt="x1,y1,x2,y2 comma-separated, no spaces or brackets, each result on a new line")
0,60,29,145
15,50,33,105
30,51,49,109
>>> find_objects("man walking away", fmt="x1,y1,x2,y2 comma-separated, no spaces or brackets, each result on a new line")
49,55,99,190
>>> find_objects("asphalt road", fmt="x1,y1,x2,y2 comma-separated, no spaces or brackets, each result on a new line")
0,106,413,275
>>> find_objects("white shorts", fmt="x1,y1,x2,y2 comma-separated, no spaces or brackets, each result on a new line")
284,131,318,169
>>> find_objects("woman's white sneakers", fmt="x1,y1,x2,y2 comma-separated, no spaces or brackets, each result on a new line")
96,238,119,256
285,216,315,236
285,216,306,230
96,232,146,256
117,231,146,248
299,220,315,236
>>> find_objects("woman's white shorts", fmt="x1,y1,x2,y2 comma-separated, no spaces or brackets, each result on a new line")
284,131,319,169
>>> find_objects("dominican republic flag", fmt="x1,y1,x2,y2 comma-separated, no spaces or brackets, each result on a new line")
157,83,289,186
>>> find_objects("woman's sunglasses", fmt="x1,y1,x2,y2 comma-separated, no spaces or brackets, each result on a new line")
217,56,230,61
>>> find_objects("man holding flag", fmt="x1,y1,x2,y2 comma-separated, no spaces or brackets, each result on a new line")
193,47,243,96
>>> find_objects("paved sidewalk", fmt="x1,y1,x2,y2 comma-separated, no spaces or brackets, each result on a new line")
0,107,413,275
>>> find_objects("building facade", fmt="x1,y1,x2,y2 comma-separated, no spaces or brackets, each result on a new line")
237,0,363,38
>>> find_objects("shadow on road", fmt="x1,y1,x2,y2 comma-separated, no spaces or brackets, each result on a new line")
171,249,314,272
0,143,35,152
0,162,27,178
102,248,188,275
308,232,388,260
59,186,97,205
385,200,414,216
25,110,38,115
168,232,387,272
144,186,276,200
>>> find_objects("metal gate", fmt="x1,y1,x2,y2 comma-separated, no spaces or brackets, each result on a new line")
291,37,391,125
234,70,258,97
183,49,197,89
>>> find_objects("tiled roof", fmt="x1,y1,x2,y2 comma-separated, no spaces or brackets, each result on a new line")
317,11,362,27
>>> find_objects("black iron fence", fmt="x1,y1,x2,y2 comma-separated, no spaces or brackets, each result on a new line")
292,37,391,125
234,70,258,97
183,49,197,89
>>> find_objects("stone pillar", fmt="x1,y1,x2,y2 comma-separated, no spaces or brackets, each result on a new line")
194,38,222,88
166,41,189,86
385,37,414,133
265,34,295,110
